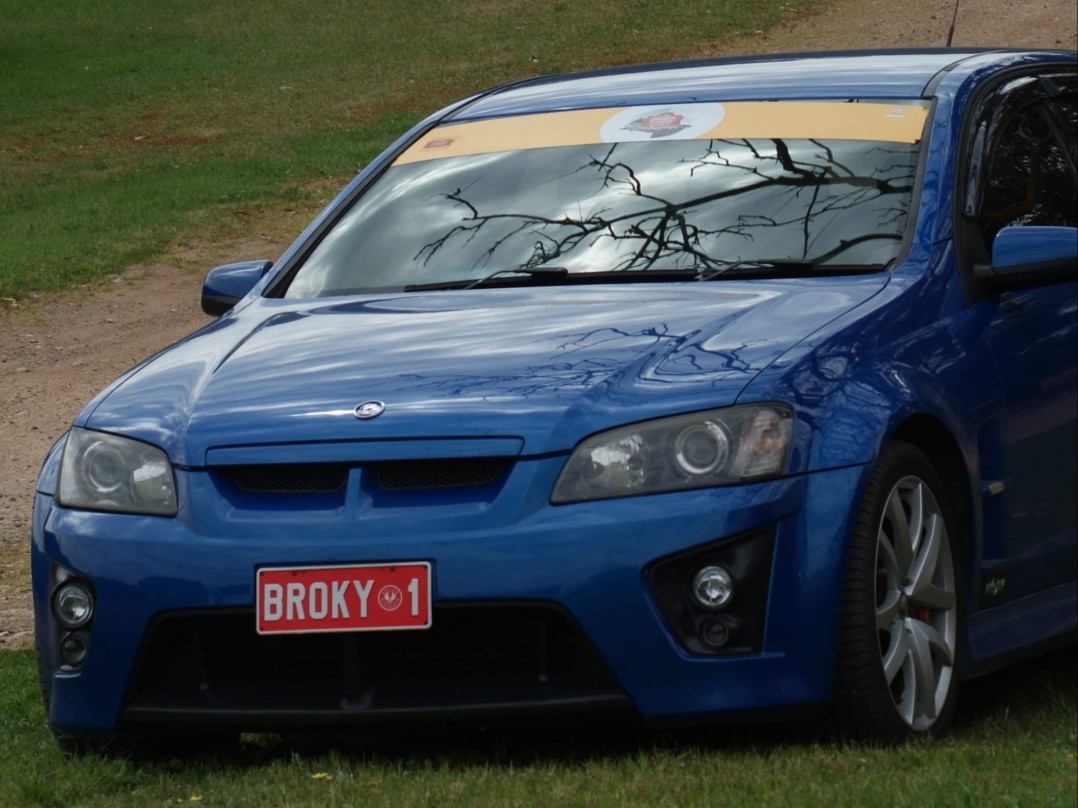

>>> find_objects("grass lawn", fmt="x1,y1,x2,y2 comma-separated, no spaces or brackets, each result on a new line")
0,0,809,299
0,646,1074,807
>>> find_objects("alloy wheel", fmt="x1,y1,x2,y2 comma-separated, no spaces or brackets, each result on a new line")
874,474,958,731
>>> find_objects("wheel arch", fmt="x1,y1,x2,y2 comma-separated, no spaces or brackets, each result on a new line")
887,413,977,592
880,412,986,681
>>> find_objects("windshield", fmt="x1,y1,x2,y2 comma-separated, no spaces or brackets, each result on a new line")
284,101,928,297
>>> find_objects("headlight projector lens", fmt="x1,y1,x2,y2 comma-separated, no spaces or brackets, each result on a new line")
82,440,126,494
674,422,731,476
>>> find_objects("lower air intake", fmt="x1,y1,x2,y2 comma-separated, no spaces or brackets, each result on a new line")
123,604,630,728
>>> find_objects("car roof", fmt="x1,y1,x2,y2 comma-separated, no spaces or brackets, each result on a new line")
449,49,1074,121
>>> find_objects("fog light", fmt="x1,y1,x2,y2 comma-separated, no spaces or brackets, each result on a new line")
701,617,731,648
60,633,88,666
691,565,733,610
53,581,94,630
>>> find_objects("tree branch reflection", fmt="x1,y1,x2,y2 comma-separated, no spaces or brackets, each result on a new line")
414,138,916,275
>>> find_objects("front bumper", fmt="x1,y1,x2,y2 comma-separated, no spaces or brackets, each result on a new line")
32,460,868,734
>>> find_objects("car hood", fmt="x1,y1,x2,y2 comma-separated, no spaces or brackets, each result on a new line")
81,277,886,465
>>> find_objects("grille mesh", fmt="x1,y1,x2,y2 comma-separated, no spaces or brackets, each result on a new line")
225,458,510,494
191,609,549,685
229,464,348,494
375,458,508,490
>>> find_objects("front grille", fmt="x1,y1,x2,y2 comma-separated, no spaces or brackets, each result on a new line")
229,464,348,494
374,458,508,490
123,605,629,726
223,458,510,494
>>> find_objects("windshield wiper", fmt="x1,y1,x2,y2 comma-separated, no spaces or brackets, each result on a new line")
694,259,887,281
404,266,569,292
401,260,886,292
466,266,569,289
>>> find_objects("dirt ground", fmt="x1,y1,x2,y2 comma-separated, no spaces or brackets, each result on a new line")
2,0,1076,650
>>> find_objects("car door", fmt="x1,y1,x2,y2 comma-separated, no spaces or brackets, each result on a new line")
959,68,1078,604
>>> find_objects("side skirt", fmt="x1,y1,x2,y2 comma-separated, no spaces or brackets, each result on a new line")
963,580,1077,679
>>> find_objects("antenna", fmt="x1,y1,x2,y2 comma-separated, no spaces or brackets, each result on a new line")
945,0,962,47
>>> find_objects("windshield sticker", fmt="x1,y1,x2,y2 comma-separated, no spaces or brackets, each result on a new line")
600,104,726,142
393,101,929,166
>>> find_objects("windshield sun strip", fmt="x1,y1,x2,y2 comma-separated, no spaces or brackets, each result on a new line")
393,101,930,166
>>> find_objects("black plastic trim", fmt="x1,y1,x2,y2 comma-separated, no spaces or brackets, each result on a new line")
972,256,1077,292
647,527,777,656
124,693,632,729
121,601,632,730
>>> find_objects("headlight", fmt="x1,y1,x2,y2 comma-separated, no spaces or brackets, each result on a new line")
551,404,792,504
57,428,177,516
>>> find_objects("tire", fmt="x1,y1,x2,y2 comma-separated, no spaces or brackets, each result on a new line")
833,440,962,742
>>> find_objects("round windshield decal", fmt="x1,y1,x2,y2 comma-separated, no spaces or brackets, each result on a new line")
600,103,725,142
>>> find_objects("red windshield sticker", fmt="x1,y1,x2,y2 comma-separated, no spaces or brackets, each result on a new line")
424,138,455,149
600,104,726,142
624,112,688,138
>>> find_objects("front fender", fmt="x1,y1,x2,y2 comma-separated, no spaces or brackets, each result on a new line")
794,360,990,475
35,433,67,495
739,266,1003,477
740,275,1005,640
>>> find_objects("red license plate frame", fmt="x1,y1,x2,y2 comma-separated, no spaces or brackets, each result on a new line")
256,562,432,635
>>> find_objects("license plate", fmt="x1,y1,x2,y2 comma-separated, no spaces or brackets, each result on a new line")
256,562,432,635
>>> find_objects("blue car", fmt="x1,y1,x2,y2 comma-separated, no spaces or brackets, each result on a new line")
32,49,1077,748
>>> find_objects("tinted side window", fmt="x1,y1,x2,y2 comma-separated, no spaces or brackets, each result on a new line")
1048,73,1077,162
1051,97,1077,162
977,103,1076,247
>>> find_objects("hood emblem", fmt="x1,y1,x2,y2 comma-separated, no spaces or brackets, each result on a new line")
354,400,385,420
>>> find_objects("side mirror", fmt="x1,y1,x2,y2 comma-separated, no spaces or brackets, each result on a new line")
973,226,1077,292
201,260,273,316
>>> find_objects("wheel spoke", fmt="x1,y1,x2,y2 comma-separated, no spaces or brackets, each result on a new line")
910,617,954,667
905,506,955,623
877,529,900,581
885,488,913,578
906,513,942,597
908,620,942,721
906,482,924,555
897,652,917,725
881,622,910,684
876,589,902,631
